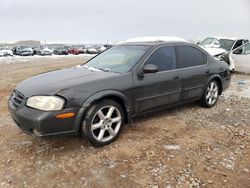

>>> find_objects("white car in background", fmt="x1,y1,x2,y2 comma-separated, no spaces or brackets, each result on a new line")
36,47,53,56
199,37,249,56
229,42,250,74
199,37,249,71
98,46,107,53
87,47,98,54
0,47,13,57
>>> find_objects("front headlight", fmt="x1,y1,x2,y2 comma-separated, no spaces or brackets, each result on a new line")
26,96,65,111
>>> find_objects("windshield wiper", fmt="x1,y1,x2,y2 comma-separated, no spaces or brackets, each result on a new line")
83,65,102,72
83,65,117,73
93,67,112,72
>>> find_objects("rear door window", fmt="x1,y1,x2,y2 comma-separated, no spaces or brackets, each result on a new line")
178,46,206,68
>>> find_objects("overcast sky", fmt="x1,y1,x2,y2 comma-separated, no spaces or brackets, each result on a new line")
0,0,250,44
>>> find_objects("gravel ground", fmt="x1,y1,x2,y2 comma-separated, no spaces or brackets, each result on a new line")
0,56,249,188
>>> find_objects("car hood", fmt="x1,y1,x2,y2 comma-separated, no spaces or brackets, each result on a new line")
20,48,33,52
0,49,12,54
16,66,118,98
41,48,52,52
88,48,97,51
201,46,226,56
56,49,67,51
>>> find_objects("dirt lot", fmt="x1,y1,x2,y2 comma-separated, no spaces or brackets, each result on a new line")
0,56,249,188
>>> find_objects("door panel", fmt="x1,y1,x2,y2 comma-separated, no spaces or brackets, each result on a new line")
132,46,181,114
180,66,209,100
231,54,250,73
133,70,181,113
177,46,209,101
230,43,250,74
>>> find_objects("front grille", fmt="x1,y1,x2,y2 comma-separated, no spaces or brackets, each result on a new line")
11,90,25,108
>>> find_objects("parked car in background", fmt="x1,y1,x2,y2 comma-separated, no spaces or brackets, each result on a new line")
104,44,113,49
8,36,231,147
199,37,248,56
97,46,107,53
68,46,86,55
16,46,34,56
0,47,13,57
86,46,99,54
53,46,68,55
199,37,249,70
32,47,40,55
229,42,250,73
36,46,53,56
12,46,17,55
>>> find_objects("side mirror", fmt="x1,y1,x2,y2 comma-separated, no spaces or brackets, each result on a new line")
142,64,159,74
233,48,243,55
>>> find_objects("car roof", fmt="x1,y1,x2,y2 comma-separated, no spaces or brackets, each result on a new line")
119,36,189,45
119,41,190,47
209,36,247,41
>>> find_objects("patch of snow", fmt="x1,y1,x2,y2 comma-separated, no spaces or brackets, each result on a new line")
16,140,33,146
122,36,189,44
164,144,181,150
0,54,95,65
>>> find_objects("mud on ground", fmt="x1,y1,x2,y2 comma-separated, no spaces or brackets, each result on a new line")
0,56,249,188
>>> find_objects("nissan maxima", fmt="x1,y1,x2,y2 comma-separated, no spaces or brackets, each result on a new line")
8,37,231,147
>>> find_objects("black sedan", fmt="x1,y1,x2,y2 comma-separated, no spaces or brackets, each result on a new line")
16,46,34,56
53,46,68,55
8,39,231,146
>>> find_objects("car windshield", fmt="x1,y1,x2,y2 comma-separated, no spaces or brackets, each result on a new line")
0,47,9,50
19,46,29,49
218,39,235,51
200,37,235,51
85,45,150,73
199,37,218,45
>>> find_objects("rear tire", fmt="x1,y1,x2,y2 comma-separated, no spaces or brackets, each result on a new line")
82,100,124,147
199,80,219,108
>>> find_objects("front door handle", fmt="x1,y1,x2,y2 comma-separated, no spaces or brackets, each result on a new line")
173,76,180,80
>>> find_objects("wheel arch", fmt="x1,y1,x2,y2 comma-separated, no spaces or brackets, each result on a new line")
206,75,223,95
81,90,131,124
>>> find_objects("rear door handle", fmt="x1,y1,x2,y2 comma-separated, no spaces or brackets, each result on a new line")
173,76,180,80
205,70,210,74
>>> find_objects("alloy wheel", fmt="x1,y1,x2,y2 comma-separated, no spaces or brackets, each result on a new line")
90,105,122,142
206,81,219,105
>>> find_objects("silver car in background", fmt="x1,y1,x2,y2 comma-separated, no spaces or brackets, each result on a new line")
0,47,13,57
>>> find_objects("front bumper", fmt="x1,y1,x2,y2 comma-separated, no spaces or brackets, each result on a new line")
20,52,33,56
8,97,85,137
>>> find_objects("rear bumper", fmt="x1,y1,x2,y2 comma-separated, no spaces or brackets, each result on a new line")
8,98,85,137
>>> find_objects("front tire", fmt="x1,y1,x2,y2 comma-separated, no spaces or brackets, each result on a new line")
199,80,219,108
82,100,124,147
